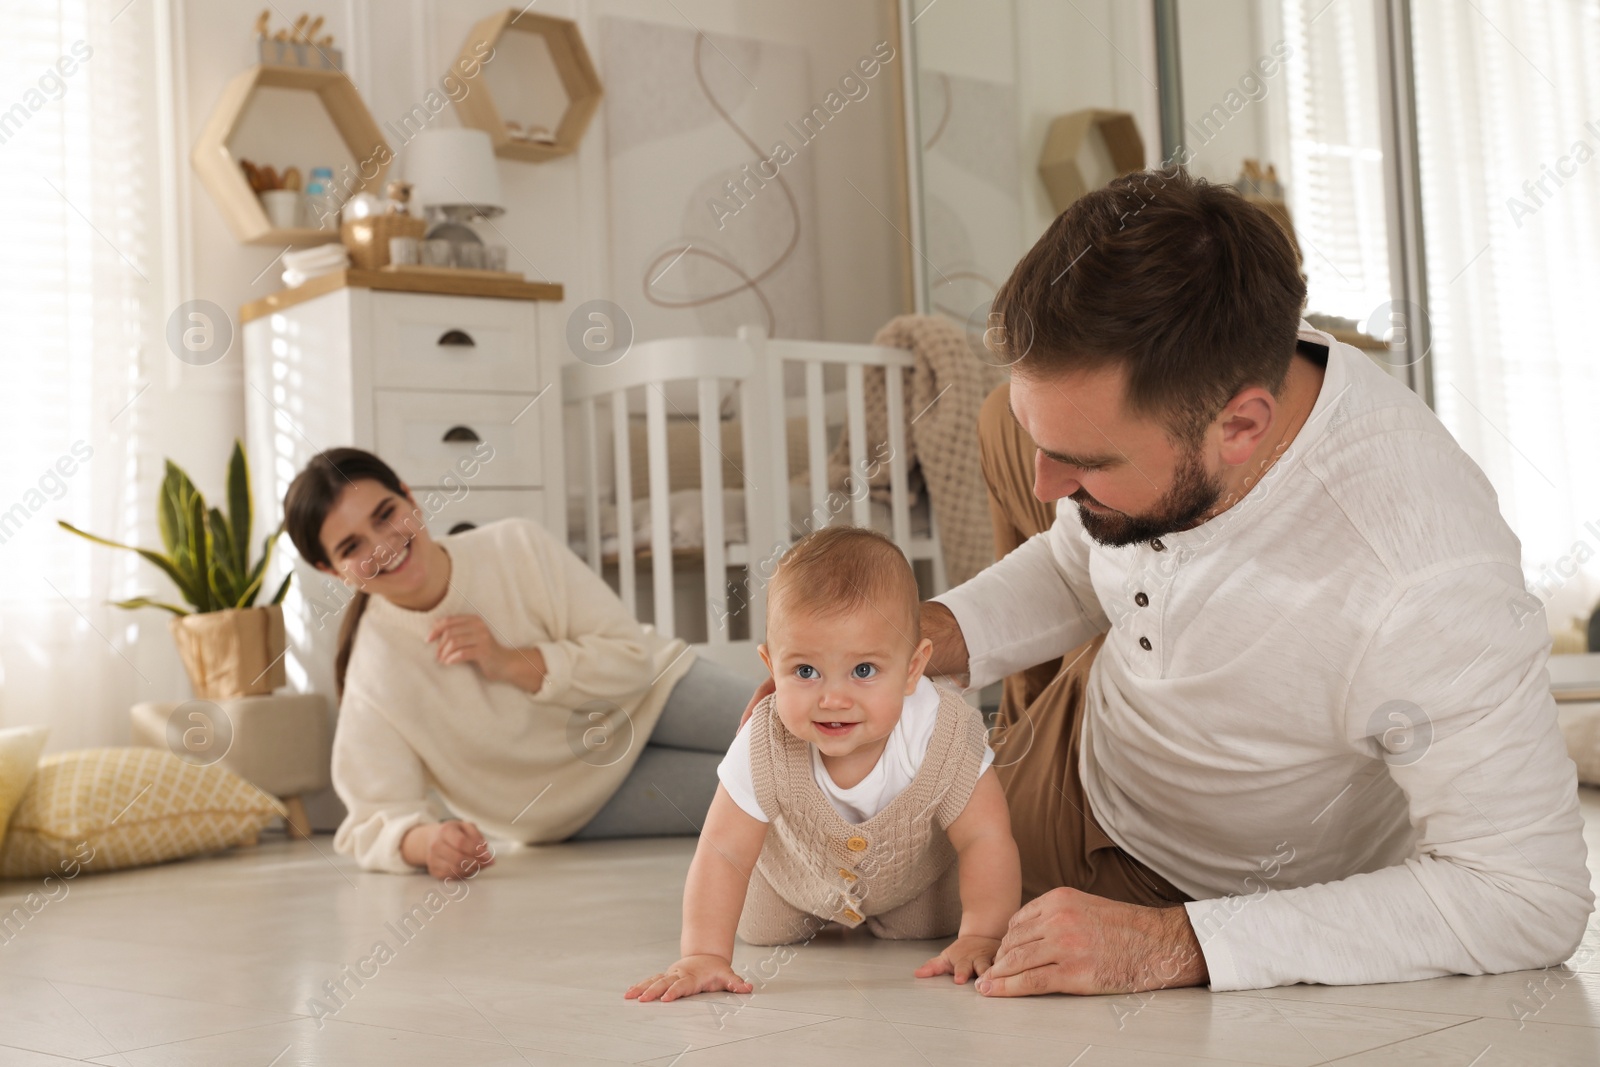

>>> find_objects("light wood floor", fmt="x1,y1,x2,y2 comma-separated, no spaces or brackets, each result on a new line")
2,790,1599,1065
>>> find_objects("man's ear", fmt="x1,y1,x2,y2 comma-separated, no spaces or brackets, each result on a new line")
757,643,774,678
1214,386,1277,466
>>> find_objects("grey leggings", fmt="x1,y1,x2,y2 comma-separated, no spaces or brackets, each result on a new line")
571,656,753,839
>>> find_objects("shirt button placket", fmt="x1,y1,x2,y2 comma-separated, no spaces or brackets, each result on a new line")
1137,538,1168,664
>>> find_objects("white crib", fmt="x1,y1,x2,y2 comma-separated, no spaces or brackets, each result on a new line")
562,326,946,678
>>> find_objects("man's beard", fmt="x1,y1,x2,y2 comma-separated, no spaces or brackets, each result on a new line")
1070,444,1224,548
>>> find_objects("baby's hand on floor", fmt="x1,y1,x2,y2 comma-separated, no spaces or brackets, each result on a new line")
915,935,1002,984
625,954,753,1002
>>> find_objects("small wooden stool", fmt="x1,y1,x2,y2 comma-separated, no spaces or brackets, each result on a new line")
130,692,333,840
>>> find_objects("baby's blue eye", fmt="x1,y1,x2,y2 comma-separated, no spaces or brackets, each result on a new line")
853,663,877,679
794,664,819,680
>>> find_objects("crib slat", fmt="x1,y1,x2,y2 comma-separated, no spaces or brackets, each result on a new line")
610,391,635,614
845,363,870,527
698,378,727,644
764,348,790,543
579,398,602,574
805,360,828,531
738,326,790,645
738,373,769,644
884,366,912,548
645,385,674,639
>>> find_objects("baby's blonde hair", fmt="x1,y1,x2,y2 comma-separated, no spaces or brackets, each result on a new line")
767,526,920,646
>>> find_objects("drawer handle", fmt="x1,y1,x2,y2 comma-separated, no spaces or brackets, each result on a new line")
437,329,476,347
448,521,477,535
442,425,481,443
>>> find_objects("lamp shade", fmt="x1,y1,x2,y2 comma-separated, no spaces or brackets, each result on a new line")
403,128,504,216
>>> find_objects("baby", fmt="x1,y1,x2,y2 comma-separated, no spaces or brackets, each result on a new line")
626,526,1020,1003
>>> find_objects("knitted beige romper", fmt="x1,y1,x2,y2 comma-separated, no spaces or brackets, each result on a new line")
737,682,991,946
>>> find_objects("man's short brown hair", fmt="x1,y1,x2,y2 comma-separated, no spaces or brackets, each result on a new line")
991,165,1307,445
767,526,920,647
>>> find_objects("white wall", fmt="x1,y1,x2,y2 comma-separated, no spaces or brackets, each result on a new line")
158,0,908,504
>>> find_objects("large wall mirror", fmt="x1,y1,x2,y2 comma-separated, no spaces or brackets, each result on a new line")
902,2,1160,337
902,0,1415,384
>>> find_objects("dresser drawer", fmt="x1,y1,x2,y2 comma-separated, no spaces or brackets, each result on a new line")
418,488,546,538
374,390,545,489
370,293,540,392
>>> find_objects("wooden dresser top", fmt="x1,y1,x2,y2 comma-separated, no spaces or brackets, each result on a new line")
240,269,564,323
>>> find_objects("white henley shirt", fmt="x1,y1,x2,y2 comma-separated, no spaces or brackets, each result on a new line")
934,322,1593,990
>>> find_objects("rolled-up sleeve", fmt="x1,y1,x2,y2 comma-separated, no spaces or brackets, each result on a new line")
331,691,436,873
932,507,1109,691
1185,562,1594,989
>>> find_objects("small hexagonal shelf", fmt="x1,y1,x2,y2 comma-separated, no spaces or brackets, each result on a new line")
1038,109,1146,214
191,65,392,246
450,9,603,163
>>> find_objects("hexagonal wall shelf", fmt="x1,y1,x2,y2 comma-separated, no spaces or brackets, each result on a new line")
1038,109,1146,214
450,9,602,163
191,65,392,246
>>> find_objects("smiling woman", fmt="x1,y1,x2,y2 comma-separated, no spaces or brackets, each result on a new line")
280,448,757,879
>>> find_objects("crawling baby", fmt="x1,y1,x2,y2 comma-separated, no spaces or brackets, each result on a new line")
626,525,1020,1002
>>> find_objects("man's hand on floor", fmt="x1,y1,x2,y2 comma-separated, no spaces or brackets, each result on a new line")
976,887,1207,996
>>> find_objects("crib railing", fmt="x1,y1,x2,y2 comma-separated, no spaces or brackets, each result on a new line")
562,326,943,662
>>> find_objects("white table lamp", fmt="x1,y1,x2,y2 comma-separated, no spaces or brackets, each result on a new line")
404,127,505,223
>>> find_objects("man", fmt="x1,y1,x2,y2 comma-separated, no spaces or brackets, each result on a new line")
921,166,1592,995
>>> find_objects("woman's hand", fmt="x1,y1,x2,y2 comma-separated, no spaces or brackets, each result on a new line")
401,820,496,880
427,614,545,692
625,954,753,1002
737,676,775,729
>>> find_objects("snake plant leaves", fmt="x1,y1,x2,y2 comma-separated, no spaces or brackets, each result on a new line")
58,439,292,616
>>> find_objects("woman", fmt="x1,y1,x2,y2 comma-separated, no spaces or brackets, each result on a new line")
283,448,752,879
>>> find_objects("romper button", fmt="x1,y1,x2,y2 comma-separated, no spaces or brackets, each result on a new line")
843,908,863,922
1151,538,1166,551
846,836,868,852
1134,592,1149,607
1139,636,1152,651
838,867,858,882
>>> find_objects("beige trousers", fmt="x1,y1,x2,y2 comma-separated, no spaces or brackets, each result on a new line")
737,860,963,946
978,382,1190,907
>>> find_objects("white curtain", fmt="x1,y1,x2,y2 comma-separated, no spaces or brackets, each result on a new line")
0,0,176,751
1410,0,1600,638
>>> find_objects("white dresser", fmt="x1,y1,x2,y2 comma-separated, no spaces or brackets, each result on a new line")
240,271,566,828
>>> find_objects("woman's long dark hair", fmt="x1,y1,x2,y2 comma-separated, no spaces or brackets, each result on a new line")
283,448,409,698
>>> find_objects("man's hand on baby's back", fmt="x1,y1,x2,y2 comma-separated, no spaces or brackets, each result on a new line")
915,934,1002,984
738,676,776,730
920,601,971,684
625,955,753,1002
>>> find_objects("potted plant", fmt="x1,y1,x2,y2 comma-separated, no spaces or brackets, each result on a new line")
59,440,293,700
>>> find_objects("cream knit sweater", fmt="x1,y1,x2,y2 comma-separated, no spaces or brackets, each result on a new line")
331,517,693,872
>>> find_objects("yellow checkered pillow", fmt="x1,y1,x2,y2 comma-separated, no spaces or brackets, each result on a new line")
0,726,49,848
0,747,287,878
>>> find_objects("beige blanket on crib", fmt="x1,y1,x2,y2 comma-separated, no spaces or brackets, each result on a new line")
826,314,1006,587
